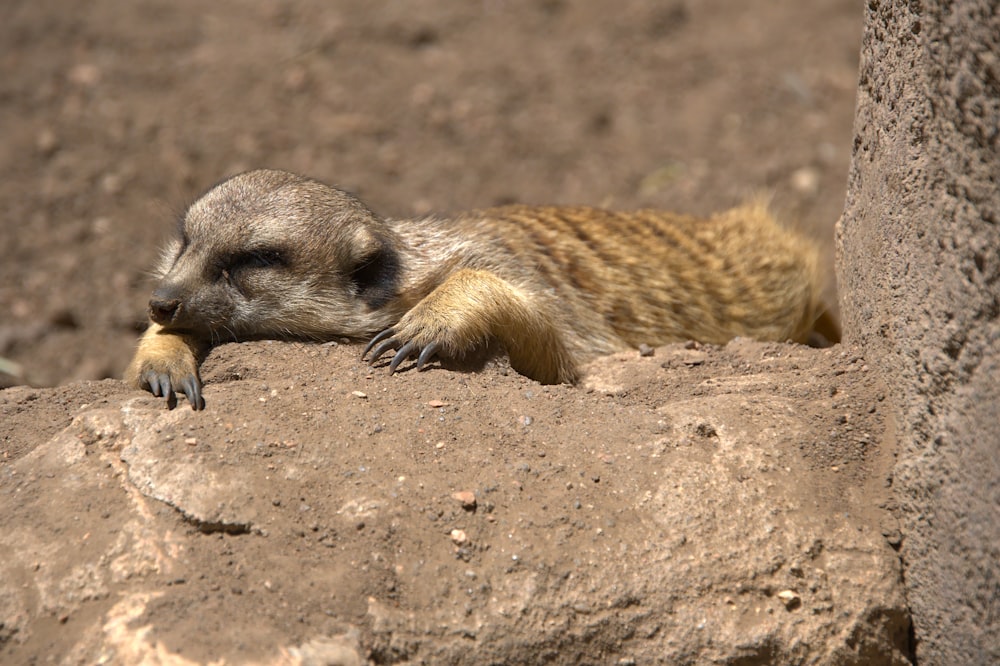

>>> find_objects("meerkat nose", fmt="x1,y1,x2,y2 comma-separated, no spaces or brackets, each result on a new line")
149,295,181,324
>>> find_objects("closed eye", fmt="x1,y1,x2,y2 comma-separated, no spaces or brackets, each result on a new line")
232,249,287,269
218,248,288,281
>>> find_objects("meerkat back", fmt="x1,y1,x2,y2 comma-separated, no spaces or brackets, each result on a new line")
433,199,829,355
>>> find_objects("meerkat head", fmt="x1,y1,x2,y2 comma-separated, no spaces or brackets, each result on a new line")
148,169,402,342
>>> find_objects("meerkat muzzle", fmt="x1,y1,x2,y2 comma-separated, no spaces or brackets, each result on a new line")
149,296,181,325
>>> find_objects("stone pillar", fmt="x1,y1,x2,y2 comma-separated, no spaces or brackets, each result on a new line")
837,1,1000,663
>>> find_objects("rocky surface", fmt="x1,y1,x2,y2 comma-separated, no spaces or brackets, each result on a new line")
837,1,1000,662
1,341,910,663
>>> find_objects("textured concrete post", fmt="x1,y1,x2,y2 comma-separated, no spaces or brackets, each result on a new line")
838,1,1000,663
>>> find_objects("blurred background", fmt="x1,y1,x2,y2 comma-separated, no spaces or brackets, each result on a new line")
0,0,861,388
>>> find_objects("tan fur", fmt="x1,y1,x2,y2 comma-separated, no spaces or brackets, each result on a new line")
126,169,837,408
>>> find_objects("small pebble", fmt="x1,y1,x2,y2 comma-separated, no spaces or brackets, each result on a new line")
790,166,820,196
450,529,468,544
681,351,707,366
36,129,59,156
777,589,801,610
352,390,367,399
68,62,101,87
451,490,477,509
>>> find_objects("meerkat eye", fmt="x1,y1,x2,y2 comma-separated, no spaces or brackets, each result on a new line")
248,249,287,268
218,248,287,283
231,249,287,270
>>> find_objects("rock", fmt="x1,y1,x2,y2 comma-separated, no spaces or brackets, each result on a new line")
839,1,1000,661
790,166,821,197
451,490,477,509
0,343,911,664
777,589,802,610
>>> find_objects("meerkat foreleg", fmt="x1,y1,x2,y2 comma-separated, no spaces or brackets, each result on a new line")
125,323,207,410
364,268,578,384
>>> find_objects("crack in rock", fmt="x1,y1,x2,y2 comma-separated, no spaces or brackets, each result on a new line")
118,402,260,533
179,513,253,536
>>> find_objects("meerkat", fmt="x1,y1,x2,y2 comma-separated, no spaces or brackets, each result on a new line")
125,169,839,410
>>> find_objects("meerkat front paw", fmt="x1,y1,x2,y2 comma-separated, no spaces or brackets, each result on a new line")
363,327,442,374
125,325,206,410
136,362,204,411
362,272,499,374
361,268,578,384
361,306,480,375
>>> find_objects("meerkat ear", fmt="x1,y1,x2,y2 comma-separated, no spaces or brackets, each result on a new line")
346,229,401,310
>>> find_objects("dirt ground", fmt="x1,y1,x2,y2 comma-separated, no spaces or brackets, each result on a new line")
0,0,860,390
1,1,887,662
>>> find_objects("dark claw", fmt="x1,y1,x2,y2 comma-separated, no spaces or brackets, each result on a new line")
416,342,440,371
146,372,163,397
363,328,396,359
159,376,173,402
369,338,400,365
164,379,178,410
179,375,205,411
143,370,203,410
364,327,443,377
388,341,418,374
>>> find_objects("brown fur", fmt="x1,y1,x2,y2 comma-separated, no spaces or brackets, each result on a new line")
126,169,838,409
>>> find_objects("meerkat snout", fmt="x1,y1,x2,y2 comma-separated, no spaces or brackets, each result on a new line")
149,291,181,325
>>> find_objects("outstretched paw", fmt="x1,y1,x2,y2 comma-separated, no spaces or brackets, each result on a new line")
363,328,442,375
141,368,205,410
126,325,206,410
